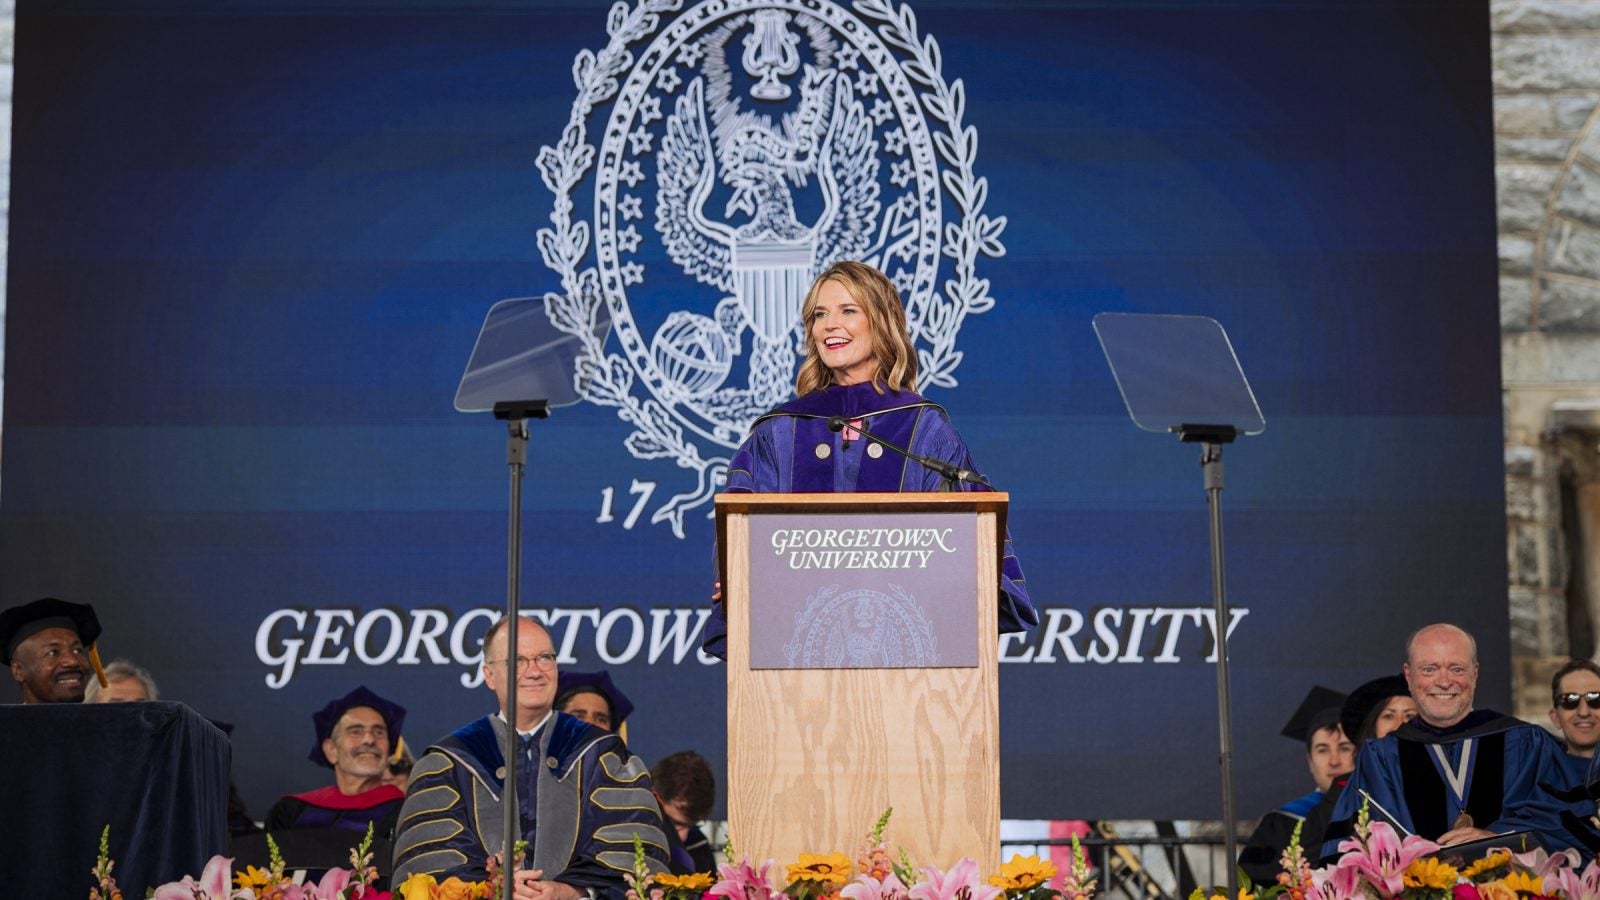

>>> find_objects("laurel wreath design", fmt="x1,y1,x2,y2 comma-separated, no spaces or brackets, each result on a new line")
535,0,1007,536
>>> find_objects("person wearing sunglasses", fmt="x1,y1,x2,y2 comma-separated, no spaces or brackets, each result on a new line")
1322,623,1593,862
1549,659,1600,780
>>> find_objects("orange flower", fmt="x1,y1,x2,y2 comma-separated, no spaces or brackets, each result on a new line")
438,875,492,900
1477,882,1518,900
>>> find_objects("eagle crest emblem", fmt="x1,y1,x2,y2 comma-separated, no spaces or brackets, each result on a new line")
537,0,1007,536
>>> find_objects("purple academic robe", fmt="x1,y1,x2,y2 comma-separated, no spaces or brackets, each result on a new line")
702,382,1037,656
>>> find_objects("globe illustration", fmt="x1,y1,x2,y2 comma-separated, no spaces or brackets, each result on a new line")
651,311,733,399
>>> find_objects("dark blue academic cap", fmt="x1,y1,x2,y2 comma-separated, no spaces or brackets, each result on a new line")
307,685,406,768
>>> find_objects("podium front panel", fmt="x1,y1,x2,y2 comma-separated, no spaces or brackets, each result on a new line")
720,493,1002,873
748,511,979,669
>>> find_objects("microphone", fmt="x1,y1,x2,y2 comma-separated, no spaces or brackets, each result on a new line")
826,416,991,488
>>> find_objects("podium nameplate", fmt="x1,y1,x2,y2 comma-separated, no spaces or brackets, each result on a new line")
748,511,978,669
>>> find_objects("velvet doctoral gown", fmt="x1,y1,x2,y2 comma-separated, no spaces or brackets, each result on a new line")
1322,710,1588,859
264,783,404,835
390,712,670,894
703,382,1038,657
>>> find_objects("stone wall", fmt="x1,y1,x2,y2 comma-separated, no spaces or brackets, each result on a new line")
1494,0,1600,719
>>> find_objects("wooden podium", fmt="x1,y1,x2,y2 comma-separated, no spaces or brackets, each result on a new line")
716,492,1006,871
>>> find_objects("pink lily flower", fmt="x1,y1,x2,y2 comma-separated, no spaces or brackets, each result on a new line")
1334,822,1437,897
151,855,235,900
842,872,911,900
1551,858,1600,900
1514,847,1580,880
907,858,1003,900
1309,862,1364,900
708,859,777,900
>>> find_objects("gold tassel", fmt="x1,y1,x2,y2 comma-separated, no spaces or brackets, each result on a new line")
88,644,109,689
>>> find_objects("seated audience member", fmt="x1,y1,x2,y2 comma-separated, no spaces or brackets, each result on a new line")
652,750,718,875
556,670,635,736
1238,688,1352,884
1549,659,1600,781
265,685,407,836
1346,675,1419,748
1,597,107,704
86,659,159,702
391,616,668,893
1323,624,1585,859
383,736,416,793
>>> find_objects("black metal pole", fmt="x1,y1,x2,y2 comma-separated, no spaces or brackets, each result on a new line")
1201,440,1238,900
502,415,528,900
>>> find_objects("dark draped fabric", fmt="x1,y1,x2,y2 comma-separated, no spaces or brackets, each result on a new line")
0,701,229,895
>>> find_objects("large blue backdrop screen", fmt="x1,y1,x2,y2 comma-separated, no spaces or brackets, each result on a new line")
0,0,1505,821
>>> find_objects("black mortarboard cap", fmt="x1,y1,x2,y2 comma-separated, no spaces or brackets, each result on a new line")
0,597,103,666
1281,685,1348,742
307,685,406,768
556,669,635,729
1341,674,1410,742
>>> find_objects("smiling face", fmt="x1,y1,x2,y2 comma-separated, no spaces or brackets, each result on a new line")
808,278,878,387
321,705,390,794
483,620,559,731
1404,625,1478,728
10,626,89,704
1550,668,1600,757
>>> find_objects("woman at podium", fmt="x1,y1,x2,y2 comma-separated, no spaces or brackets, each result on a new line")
703,261,1037,656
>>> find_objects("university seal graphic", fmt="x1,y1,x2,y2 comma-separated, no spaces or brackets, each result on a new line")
537,0,1007,536
783,584,939,668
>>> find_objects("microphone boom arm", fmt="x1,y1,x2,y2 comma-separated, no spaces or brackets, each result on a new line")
825,416,991,488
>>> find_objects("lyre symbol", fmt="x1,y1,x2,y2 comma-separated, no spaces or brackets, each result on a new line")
743,10,801,101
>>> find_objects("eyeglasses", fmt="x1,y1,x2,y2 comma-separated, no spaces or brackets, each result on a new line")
488,652,558,672
1557,691,1600,710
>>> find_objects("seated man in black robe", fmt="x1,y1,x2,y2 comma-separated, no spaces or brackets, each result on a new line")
1238,687,1351,884
265,685,407,837
652,750,718,875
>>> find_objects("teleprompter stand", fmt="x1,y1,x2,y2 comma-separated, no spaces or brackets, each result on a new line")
1093,313,1266,900
456,297,608,900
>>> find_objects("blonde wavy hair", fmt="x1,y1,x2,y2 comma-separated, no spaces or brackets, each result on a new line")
795,261,919,396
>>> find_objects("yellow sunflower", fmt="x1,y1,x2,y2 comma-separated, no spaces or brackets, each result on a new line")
235,865,278,892
989,855,1058,891
657,873,717,891
1463,849,1513,880
1498,871,1545,896
788,853,854,886
1404,857,1460,890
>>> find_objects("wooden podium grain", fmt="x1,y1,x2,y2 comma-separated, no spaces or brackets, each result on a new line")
715,492,1005,871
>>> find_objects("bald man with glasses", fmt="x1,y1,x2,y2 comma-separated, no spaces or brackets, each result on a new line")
392,616,670,895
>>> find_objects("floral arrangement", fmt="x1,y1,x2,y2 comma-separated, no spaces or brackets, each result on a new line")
1195,802,1600,900
87,822,530,900
622,809,1097,900
89,824,389,899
